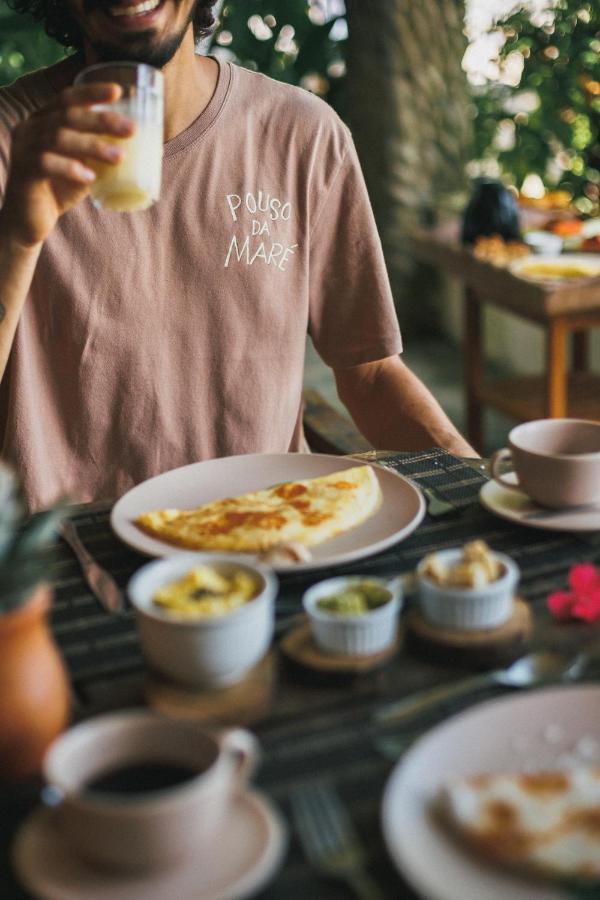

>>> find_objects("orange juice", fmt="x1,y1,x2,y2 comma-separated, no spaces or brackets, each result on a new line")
89,102,163,213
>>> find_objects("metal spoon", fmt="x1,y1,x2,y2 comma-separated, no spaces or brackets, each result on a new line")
374,649,586,727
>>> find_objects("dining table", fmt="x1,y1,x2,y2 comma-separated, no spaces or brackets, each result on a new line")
410,220,600,454
2,447,600,900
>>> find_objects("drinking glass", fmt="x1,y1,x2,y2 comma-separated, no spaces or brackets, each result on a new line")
74,62,164,213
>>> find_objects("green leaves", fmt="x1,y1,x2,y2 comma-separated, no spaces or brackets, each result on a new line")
211,2,346,105
0,463,66,615
0,463,25,560
0,2,66,88
473,0,600,212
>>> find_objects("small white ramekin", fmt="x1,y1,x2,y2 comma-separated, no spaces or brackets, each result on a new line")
302,575,402,656
416,548,519,631
128,553,277,687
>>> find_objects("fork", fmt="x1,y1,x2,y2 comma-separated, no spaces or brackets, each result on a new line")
60,520,124,614
290,781,385,900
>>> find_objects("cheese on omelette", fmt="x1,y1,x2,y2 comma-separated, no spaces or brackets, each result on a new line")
439,768,600,881
134,465,382,552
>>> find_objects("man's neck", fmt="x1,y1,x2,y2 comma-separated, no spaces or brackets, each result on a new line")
153,30,219,142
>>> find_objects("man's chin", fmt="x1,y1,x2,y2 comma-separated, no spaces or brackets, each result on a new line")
90,32,183,68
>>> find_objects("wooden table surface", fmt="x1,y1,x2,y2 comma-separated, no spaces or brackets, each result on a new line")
2,448,600,900
411,220,600,322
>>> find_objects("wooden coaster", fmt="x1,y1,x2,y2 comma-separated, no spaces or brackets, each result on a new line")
144,652,276,726
406,598,533,668
280,620,402,677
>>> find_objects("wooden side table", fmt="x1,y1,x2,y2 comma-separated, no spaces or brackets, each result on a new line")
411,223,600,453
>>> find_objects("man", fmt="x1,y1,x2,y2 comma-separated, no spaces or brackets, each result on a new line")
0,0,473,510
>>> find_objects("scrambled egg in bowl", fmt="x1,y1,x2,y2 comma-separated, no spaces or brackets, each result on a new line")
153,565,259,619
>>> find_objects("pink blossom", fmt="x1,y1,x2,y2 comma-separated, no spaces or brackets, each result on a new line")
547,563,600,623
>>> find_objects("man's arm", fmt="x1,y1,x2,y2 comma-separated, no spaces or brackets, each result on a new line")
0,82,134,382
0,221,42,380
334,354,477,458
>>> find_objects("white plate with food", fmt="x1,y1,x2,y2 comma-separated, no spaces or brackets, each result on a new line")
382,684,600,900
110,453,425,572
510,253,600,282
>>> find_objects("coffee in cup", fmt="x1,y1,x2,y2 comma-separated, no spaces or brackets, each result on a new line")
42,711,258,872
491,418,600,509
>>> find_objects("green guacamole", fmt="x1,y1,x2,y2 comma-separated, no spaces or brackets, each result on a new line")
316,581,391,616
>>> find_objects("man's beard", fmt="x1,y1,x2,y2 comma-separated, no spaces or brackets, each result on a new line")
90,29,186,67
85,0,196,68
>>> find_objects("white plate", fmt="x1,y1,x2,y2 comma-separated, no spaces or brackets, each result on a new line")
13,789,286,900
382,685,600,900
110,453,426,572
480,476,600,532
510,253,600,281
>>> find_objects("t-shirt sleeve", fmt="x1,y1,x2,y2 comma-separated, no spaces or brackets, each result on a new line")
308,127,402,369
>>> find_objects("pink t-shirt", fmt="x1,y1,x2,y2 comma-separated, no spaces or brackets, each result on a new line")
0,59,402,510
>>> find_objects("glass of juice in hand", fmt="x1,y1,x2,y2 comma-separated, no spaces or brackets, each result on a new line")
74,62,163,213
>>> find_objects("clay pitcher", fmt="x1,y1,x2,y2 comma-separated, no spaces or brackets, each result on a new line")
0,584,70,780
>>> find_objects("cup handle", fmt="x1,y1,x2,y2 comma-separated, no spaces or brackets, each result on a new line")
490,447,521,492
218,728,260,785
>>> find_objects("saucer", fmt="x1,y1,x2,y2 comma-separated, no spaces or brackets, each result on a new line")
480,476,600,532
12,790,286,900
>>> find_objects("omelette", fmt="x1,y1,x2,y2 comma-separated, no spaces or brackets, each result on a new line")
439,768,600,881
134,465,382,552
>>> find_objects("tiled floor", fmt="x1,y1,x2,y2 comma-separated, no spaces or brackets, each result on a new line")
303,336,513,457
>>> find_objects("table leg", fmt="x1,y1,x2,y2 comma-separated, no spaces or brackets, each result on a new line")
464,287,483,453
545,318,568,417
573,331,589,373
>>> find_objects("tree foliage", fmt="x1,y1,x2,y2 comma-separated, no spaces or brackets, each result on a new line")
472,0,600,212
0,4,64,86
210,2,346,111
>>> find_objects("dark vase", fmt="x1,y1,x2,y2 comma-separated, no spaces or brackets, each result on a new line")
462,178,522,245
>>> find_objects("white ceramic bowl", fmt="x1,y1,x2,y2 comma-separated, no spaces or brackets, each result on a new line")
416,548,519,631
523,230,563,256
302,575,402,656
128,554,277,687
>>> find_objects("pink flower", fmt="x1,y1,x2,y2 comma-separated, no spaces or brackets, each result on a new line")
547,563,600,623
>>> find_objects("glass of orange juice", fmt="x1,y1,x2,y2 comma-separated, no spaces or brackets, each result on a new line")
74,62,163,213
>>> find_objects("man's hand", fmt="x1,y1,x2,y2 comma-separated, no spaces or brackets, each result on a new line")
2,82,135,248
334,355,477,458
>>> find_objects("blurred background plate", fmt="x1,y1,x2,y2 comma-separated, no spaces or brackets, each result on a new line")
382,685,600,900
510,254,600,282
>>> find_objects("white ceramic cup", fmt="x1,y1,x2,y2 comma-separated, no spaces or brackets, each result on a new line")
43,711,259,872
128,554,277,687
491,418,600,509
